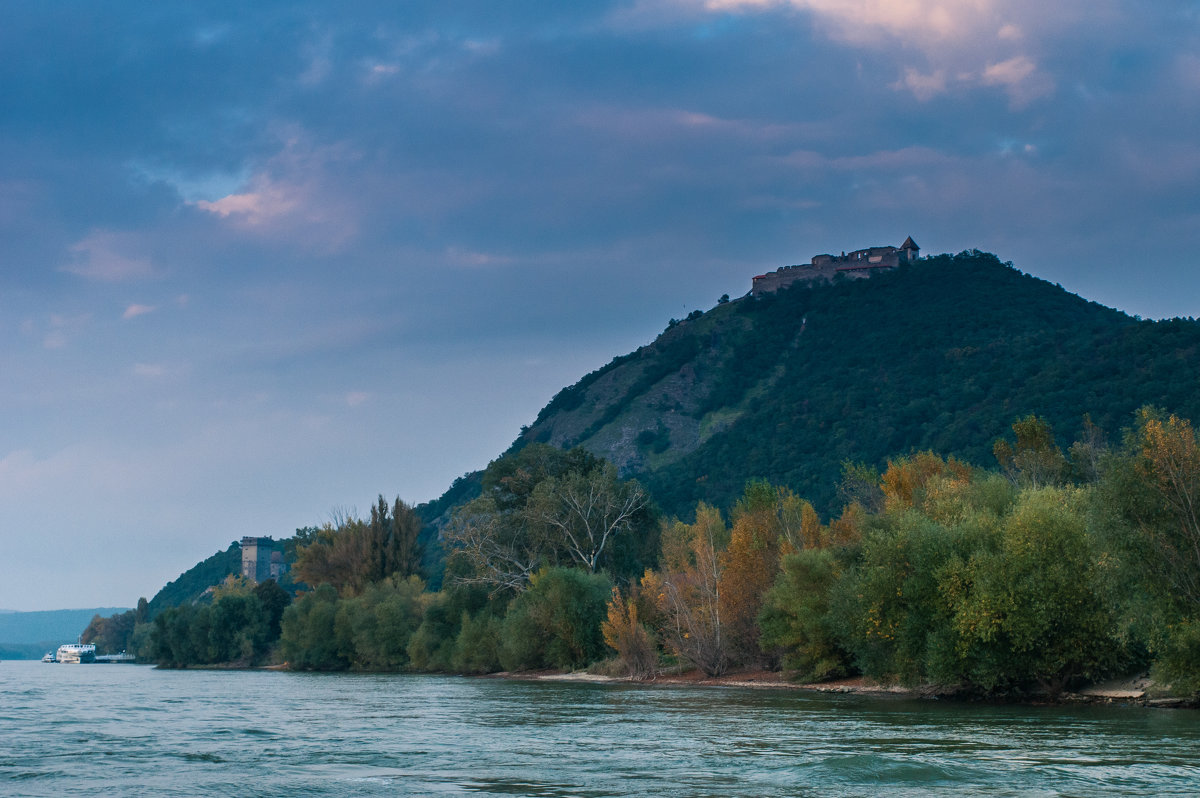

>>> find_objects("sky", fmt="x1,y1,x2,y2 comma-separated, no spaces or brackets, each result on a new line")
3,1,1200,610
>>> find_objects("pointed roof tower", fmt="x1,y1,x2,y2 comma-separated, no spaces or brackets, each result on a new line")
900,235,919,251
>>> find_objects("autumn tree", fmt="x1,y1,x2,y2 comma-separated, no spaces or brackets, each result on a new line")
881,451,974,513
1132,409,1200,607
293,518,371,593
1100,407,1200,621
647,503,729,676
602,586,657,678
718,481,788,667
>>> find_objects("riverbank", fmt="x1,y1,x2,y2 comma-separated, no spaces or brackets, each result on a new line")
499,668,1196,708
165,659,1195,708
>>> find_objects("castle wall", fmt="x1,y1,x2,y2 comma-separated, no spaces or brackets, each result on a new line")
750,240,917,296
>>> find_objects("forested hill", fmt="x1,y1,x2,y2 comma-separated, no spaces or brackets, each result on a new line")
515,250,1200,517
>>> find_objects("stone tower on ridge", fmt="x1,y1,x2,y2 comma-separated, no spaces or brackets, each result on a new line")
241,536,285,584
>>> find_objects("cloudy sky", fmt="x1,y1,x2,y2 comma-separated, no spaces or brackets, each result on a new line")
4,1,1200,610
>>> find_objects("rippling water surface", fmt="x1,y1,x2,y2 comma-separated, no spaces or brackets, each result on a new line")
2,660,1198,796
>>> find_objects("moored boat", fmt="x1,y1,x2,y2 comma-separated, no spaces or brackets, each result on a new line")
55,643,96,664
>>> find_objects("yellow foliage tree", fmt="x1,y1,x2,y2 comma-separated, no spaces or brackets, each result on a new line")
649,504,729,676
881,452,973,514
717,481,799,667
1134,409,1200,606
601,587,656,678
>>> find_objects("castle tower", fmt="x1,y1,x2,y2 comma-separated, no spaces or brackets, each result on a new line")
241,536,275,584
900,235,920,262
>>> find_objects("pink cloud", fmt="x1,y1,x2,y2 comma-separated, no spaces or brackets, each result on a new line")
63,230,154,282
658,0,1082,105
122,304,156,320
982,55,1053,106
190,132,360,251
193,177,300,225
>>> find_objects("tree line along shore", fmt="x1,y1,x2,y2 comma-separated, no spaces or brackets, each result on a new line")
83,408,1200,702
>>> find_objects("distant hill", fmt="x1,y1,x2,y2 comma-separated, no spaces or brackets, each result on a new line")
0,608,130,657
146,542,242,616
514,250,1200,517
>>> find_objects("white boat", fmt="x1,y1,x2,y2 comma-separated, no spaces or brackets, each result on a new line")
55,643,96,664
41,651,56,663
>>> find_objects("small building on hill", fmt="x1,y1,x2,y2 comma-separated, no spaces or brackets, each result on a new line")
751,236,919,296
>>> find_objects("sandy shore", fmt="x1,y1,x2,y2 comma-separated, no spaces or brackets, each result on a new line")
497,669,927,697
501,669,1194,707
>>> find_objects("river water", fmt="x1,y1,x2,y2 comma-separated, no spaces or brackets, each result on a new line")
2,660,1197,797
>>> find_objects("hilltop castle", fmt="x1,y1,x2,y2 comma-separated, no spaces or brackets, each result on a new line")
751,236,919,296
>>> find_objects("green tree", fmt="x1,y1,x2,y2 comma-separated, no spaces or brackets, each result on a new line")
759,548,850,682
526,462,650,574
993,414,1067,489
498,567,611,671
830,509,968,684
254,579,292,641
943,487,1124,693
280,585,348,670
451,612,503,674
334,576,426,670
81,609,137,654
151,605,201,667
292,496,423,595
445,447,653,593
208,589,265,663
407,581,494,671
